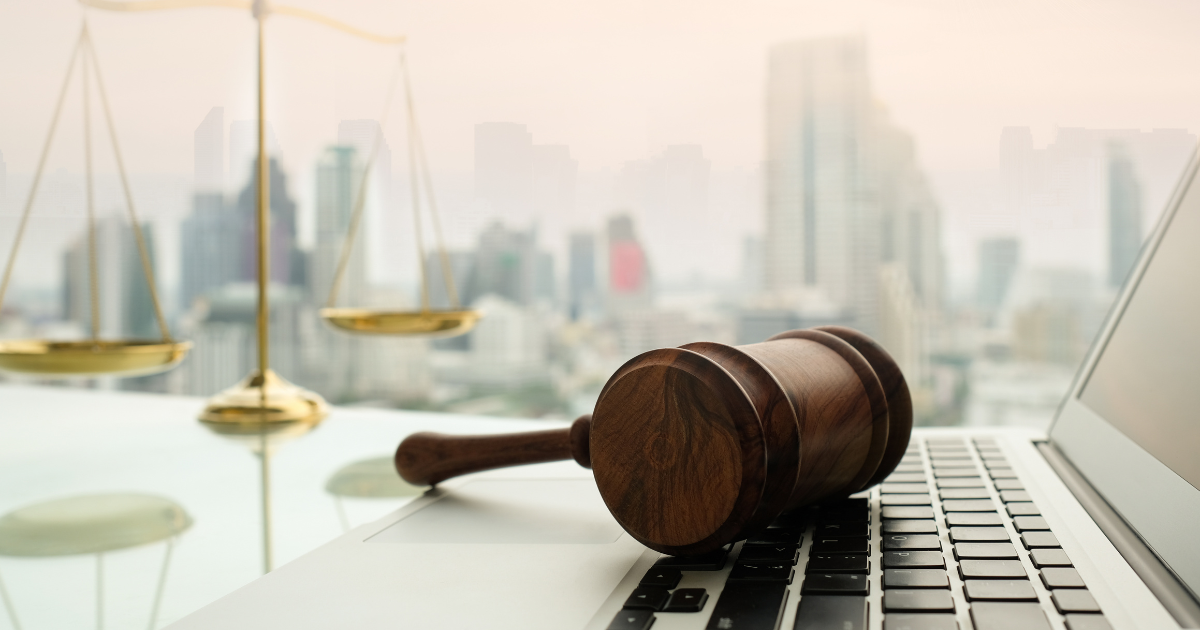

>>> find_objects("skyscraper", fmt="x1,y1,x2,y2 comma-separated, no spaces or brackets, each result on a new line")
313,146,366,309
995,126,1193,271
62,217,159,339
182,107,237,312
338,120,394,283
308,146,366,400
607,214,651,313
532,144,577,219
475,122,533,218
999,127,1034,218
194,107,224,193
616,145,710,223
568,231,596,320
462,221,547,307
228,120,282,189
1107,143,1143,288
977,237,1020,317
231,158,303,287
764,35,942,336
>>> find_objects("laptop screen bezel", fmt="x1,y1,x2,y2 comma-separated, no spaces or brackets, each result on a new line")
1049,147,1200,602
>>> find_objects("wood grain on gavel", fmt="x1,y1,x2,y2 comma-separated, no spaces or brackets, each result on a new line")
394,326,912,556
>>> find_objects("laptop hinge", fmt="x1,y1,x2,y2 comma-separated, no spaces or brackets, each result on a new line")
1037,441,1200,628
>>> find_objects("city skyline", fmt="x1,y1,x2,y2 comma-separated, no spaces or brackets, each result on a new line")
1,23,1195,431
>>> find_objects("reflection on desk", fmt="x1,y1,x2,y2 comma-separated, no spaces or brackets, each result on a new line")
0,385,563,628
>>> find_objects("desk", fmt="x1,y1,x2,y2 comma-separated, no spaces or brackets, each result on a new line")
0,385,563,629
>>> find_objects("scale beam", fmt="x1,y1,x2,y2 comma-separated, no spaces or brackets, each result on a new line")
77,0,405,44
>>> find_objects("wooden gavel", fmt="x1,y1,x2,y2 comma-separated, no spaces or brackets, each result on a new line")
395,326,911,556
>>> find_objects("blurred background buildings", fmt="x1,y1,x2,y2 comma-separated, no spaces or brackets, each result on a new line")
1,32,1195,430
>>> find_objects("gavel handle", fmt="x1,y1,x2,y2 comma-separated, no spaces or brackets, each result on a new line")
395,415,592,486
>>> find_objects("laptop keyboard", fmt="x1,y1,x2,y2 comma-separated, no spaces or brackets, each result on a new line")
606,437,1113,630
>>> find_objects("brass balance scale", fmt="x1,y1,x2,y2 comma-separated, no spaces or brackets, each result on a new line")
0,0,478,391
2,0,478,572
0,24,191,378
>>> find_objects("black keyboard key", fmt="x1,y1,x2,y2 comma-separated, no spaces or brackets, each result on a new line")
942,500,996,512
887,473,928,483
882,483,931,494
770,511,808,529
883,551,945,569
1020,532,1060,549
993,479,1024,490
970,602,1051,630
883,613,958,630
950,527,1011,542
807,553,870,574
945,512,1003,526
958,560,1027,579
802,572,869,595
792,595,867,630
655,548,727,571
936,477,984,488
816,522,868,538
881,494,932,506
820,498,869,512
1064,614,1114,630
882,506,934,520
811,538,870,554
1041,567,1086,589
882,520,938,534
1052,589,1101,613
1006,502,1040,516
818,510,869,525
623,586,670,610
745,528,803,546
739,545,799,564
883,568,950,589
1030,548,1072,567
640,568,682,588
883,589,954,612
954,543,1018,559
729,562,794,583
883,534,941,551
608,609,654,630
999,490,1031,503
963,580,1038,601
1012,516,1049,531
664,588,708,612
705,582,787,630
939,488,991,500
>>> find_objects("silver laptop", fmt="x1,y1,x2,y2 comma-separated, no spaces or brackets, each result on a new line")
168,151,1200,630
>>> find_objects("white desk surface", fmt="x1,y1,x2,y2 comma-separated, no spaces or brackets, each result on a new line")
0,384,566,629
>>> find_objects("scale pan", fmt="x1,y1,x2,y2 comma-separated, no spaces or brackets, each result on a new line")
0,339,192,378
319,308,481,337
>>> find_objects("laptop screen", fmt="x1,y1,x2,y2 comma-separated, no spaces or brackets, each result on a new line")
1052,151,1200,603
1078,173,1200,492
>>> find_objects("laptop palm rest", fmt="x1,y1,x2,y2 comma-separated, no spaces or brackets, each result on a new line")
368,478,624,544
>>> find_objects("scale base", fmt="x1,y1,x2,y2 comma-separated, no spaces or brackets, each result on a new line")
199,369,328,437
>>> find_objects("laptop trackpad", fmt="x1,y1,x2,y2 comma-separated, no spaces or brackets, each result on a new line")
367,478,625,544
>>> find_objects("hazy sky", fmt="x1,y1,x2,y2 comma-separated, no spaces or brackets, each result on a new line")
4,0,1200,175
3,0,1200,293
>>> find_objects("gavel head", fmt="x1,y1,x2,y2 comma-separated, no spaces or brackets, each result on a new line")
588,325,911,556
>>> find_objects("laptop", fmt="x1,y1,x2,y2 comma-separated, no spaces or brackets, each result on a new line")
168,150,1200,630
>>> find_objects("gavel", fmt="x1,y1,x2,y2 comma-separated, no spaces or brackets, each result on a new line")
394,326,911,556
